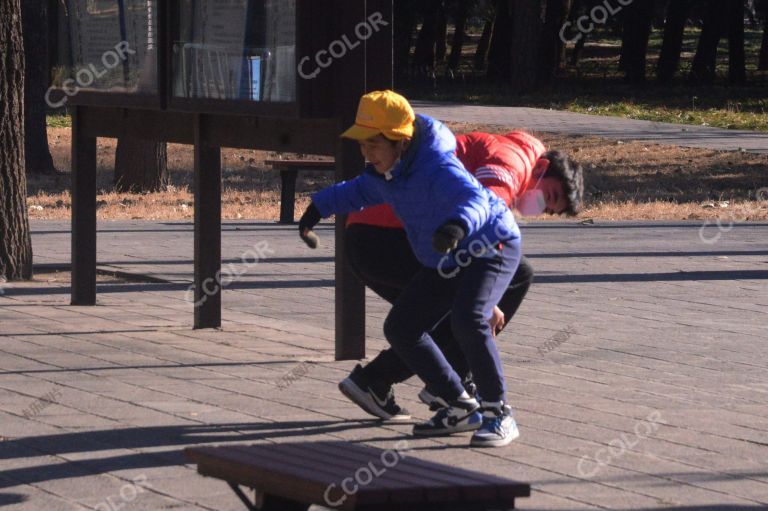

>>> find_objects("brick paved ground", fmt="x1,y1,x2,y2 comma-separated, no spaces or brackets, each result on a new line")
411,101,768,154
1,219,767,510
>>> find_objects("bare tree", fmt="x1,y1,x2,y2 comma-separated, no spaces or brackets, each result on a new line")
114,138,168,192
394,0,419,81
761,9,768,69
621,0,656,84
689,0,726,84
413,0,444,75
727,0,746,85
22,0,56,174
759,0,768,69
538,0,573,86
657,0,690,84
474,18,494,70
436,2,448,62
1,0,34,281
509,0,543,92
447,0,472,74
113,0,167,192
487,0,512,79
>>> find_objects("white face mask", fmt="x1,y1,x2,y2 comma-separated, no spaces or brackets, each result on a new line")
516,167,547,216
516,189,547,216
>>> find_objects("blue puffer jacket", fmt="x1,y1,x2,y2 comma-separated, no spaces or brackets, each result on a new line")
312,114,520,269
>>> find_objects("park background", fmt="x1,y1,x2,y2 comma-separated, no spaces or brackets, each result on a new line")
16,0,768,224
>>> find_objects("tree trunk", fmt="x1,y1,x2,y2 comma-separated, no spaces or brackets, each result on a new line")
413,0,442,74
727,0,746,85
657,0,689,84
394,0,419,81
688,0,726,84
114,138,168,193
569,31,587,66
621,0,656,84
761,16,768,70
538,0,572,86
1,0,34,281
474,19,494,70
21,0,56,174
447,0,470,72
487,0,513,79
435,2,447,62
509,0,543,92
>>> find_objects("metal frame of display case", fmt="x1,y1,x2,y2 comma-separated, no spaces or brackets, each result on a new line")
67,0,393,360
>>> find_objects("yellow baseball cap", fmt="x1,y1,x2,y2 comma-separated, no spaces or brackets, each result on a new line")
341,90,415,141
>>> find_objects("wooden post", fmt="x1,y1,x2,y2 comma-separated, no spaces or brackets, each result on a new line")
332,0,393,360
279,170,299,224
193,114,222,329
70,106,97,305
332,1,367,361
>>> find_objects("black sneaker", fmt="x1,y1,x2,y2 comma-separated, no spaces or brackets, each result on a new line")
338,364,410,421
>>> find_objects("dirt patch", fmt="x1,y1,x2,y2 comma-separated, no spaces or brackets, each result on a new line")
27,125,768,222
2,266,131,288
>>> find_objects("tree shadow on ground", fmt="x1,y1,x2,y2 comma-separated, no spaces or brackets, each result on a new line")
0,420,402,490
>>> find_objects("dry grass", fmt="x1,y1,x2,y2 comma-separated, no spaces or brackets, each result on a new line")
27,125,768,222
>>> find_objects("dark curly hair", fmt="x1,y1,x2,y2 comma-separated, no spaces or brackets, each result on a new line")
541,150,584,216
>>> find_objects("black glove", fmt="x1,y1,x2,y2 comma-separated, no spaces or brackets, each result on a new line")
432,221,466,254
298,203,322,249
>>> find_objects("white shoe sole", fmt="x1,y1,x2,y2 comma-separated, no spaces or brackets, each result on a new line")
470,426,520,447
338,378,411,421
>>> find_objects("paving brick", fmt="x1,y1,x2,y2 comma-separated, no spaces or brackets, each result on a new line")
1,220,766,509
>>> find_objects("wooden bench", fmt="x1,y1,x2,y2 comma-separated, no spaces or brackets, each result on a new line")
265,159,335,224
185,441,530,510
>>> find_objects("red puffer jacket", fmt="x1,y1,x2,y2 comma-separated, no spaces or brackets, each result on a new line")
347,130,546,228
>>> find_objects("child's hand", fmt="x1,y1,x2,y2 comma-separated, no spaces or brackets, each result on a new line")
300,229,319,249
298,203,322,249
432,221,466,254
489,306,505,337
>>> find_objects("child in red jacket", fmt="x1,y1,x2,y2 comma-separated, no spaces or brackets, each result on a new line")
338,131,583,420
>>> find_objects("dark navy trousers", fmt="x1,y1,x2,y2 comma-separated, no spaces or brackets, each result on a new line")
345,224,534,388
382,237,520,404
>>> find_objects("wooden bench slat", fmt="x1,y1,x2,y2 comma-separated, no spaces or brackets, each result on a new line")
392,453,531,500
256,443,428,504
227,444,391,506
187,441,530,508
302,442,529,502
296,442,476,502
186,446,367,509
307,442,515,488
265,159,335,170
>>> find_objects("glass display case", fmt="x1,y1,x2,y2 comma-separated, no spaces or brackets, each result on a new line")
58,0,395,120
171,0,296,103
60,0,159,95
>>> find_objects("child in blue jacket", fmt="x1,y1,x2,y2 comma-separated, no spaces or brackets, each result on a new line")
298,90,521,447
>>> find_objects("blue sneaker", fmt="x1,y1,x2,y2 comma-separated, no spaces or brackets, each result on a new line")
413,395,482,436
470,402,519,447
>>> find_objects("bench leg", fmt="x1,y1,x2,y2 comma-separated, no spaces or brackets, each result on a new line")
279,170,299,224
227,484,309,511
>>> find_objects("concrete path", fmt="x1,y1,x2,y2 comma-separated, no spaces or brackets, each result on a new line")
1,219,767,510
412,100,768,154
